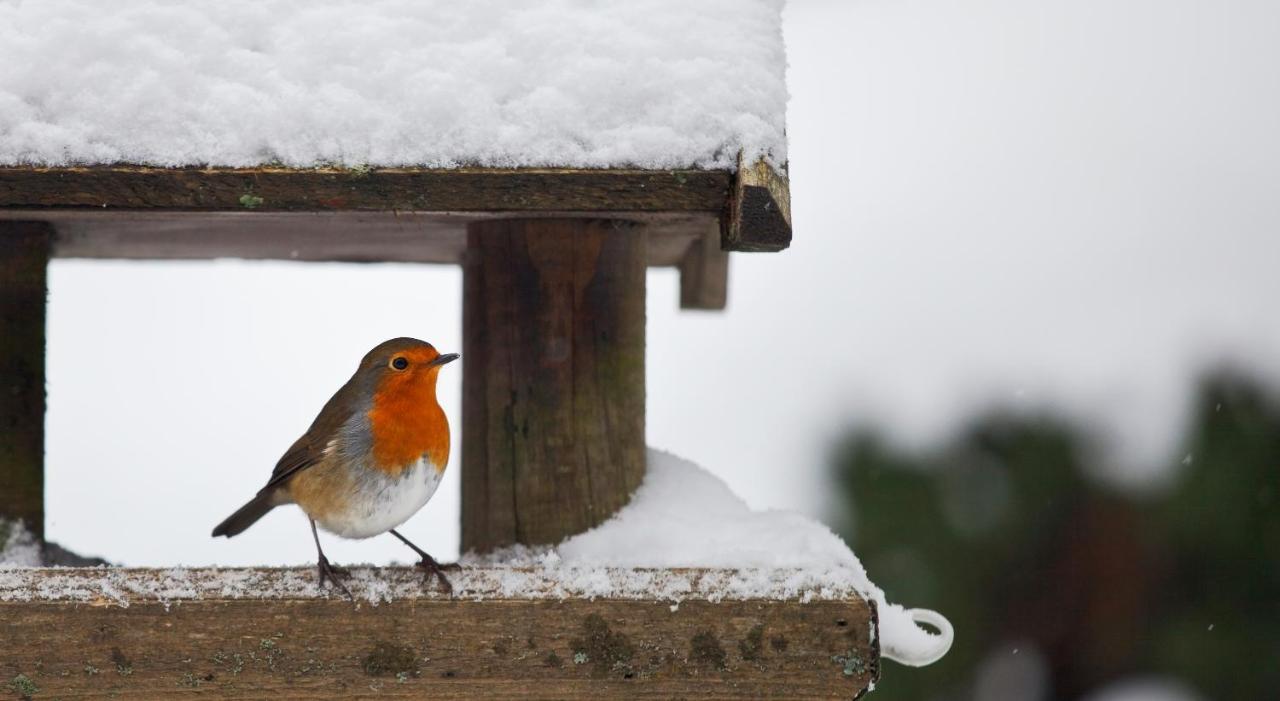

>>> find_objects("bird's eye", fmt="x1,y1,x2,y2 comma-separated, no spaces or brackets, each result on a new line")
391,357,409,371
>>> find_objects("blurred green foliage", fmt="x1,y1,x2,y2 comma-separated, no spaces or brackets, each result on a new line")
830,371,1280,700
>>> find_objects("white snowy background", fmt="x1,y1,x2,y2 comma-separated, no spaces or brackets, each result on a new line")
41,0,1280,570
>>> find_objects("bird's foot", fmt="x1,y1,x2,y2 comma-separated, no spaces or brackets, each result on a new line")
317,554,353,599
415,554,458,595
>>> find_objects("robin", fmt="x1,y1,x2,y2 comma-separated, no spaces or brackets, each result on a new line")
212,337,460,596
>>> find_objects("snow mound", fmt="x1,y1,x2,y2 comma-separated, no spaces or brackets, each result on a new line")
469,449,953,667
0,521,41,568
0,0,787,169
558,452,857,567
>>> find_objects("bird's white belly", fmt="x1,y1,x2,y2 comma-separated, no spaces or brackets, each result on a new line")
318,458,443,539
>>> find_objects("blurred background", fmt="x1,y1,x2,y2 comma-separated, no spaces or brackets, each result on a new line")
39,0,1279,699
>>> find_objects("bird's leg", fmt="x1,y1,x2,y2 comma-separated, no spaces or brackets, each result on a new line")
311,519,352,599
389,529,458,594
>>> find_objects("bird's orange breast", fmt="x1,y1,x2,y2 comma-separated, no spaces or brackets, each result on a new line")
367,371,449,476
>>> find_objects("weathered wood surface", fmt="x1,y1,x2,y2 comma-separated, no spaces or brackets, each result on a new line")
722,157,792,252
0,567,879,700
0,163,792,255
0,221,50,541
679,223,730,311
462,220,647,552
0,166,730,213
3,210,711,267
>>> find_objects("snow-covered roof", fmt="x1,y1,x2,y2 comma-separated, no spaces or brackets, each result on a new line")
0,0,787,169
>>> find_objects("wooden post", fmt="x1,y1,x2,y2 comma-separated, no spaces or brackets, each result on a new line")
0,221,51,541
462,219,647,552
678,224,729,311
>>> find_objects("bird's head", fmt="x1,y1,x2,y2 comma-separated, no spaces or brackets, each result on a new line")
359,337,458,470
360,337,459,397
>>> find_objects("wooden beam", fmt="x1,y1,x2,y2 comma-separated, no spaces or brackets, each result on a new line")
0,209,713,267
678,223,730,310
722,158,792,252
462,220,646,552
1,163,795,261
0,166,729,213
0,221,50,541
0,567,879,700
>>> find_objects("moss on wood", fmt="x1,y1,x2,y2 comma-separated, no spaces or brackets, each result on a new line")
689,630,727,670
571,614,634,676
361,641,419,678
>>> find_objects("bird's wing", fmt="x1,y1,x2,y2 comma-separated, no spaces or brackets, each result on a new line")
262,381,360,491
263,433,328,490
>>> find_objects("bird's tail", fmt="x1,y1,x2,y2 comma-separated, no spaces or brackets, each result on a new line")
211,490,277,538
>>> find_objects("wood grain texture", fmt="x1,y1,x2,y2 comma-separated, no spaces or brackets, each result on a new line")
462,219,646,552
0,221,50,541
0,567,880,695
679,223,730,310
0,164,793,257
722,157,792,252
0,567,880,700
0,210,713,267
0,166,729,213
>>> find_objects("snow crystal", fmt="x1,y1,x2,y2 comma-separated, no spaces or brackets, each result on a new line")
0,0,787,169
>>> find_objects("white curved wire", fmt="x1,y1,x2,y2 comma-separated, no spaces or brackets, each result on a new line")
882,608,954,667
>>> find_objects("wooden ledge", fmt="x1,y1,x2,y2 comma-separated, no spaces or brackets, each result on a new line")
0,161,790,256
0,166,731,213
0,162,795,309
0,566,877,699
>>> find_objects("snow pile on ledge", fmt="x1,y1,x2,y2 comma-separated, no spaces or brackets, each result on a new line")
467,449,953,666
0,520,41,568
0,565,868,607
0,0,787,169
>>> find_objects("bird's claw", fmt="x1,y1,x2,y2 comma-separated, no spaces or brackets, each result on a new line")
415,558,457,595
317,554,353,600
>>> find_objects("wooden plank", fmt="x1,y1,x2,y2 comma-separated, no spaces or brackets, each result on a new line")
0,210,713,267
0,221,50,541
679,223,730,310
1,163,795,261
722,157,792,252
0,567,880,700
0,166,730,213
462,220,646,552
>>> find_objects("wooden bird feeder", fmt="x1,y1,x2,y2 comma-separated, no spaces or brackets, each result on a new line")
0,10,879,698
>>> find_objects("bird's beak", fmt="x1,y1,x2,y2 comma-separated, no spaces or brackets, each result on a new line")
429,352,460,368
